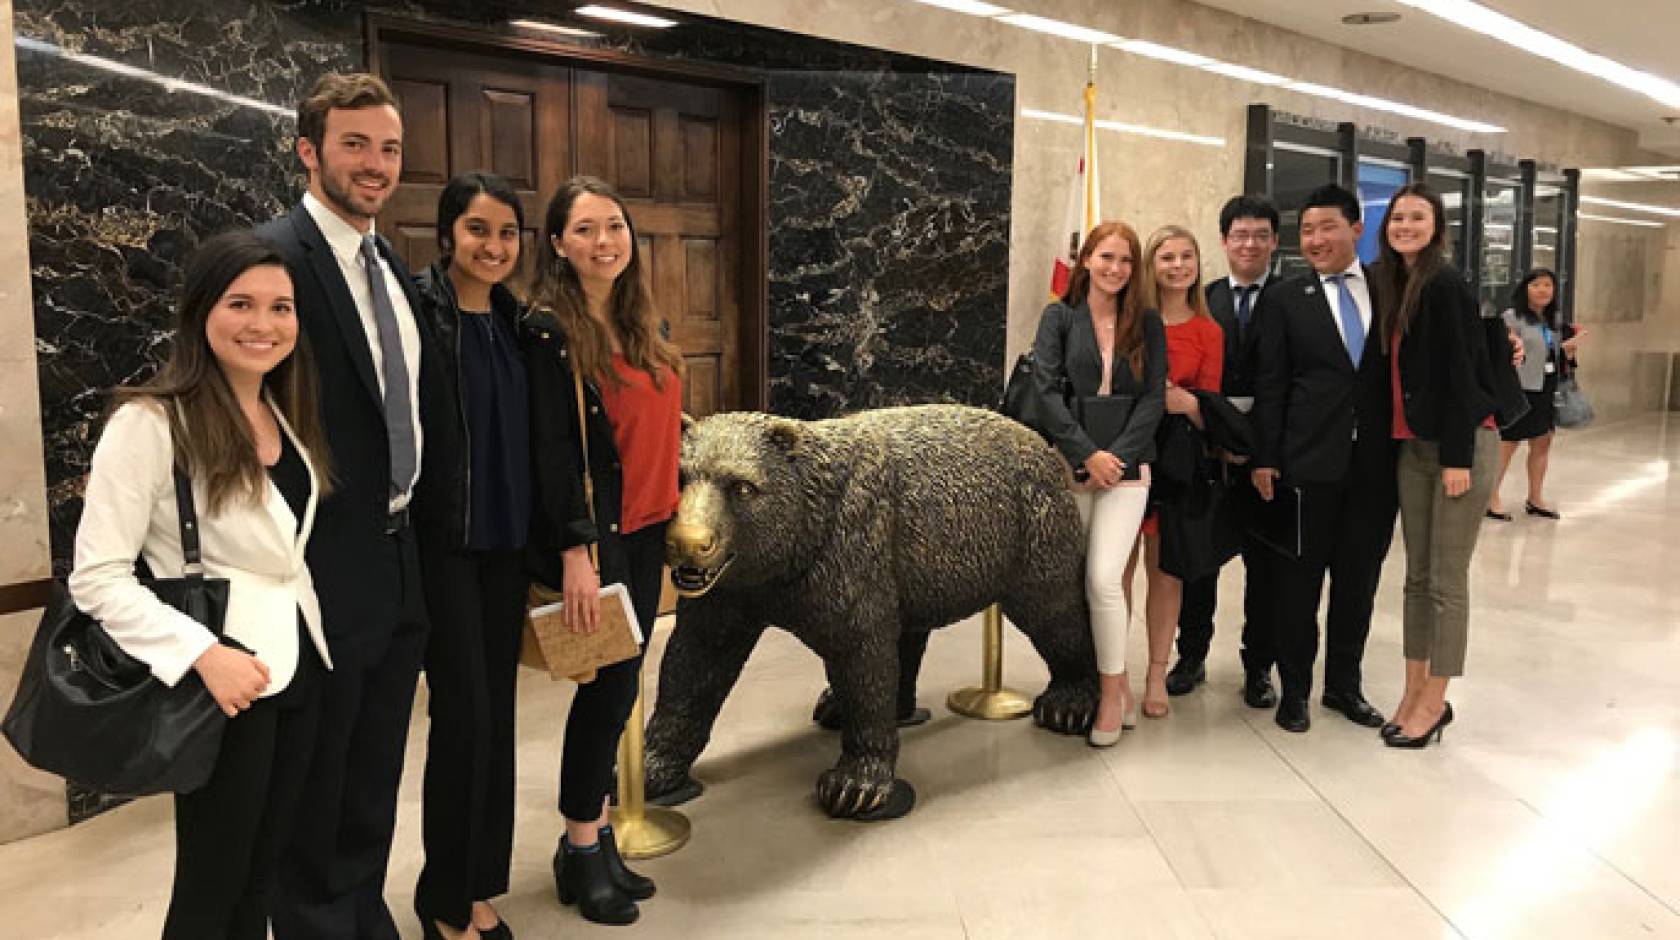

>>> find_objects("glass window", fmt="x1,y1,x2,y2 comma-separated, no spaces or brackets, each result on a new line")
1427,170,1472,275
1273,146,1340,278
1481,179,1520,312
1533,185,1564,275
1356,161,1411,263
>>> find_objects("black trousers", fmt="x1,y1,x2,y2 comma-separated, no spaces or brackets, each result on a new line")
414,545,528,930
273,528,429,940
162,627,324,940
1272,471,1398,701
1176,474,1277,673
558,520,667,823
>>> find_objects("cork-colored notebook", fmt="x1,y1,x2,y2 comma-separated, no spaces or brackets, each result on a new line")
522,583,643,682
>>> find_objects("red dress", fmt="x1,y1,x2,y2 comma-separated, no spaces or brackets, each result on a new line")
1142,314,1225,537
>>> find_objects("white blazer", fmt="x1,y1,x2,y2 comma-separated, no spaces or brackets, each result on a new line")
68,399,333,695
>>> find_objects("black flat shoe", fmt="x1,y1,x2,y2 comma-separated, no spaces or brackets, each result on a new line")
1525,501,1560,519
1275,697,1310,732
600,826,656,901
1485,509,1512,521
554,839,639,926
1243,670,1278,709
1165,658,1206,696
1385,702,1454,749
479,920,513,940
1322,688,1386,728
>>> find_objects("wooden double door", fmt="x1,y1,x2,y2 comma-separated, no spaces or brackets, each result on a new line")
374,33,764,417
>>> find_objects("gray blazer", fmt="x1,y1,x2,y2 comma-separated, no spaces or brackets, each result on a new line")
1031,300,1167,470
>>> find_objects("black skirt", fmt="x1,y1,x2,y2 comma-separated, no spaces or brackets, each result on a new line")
1501,376,1556,441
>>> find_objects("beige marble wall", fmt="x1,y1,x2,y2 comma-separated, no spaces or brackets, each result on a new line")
1574,180,1680,422
0,0,64,844
647,0,1670,380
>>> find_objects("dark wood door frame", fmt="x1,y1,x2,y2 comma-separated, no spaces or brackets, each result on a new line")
364,14,770,411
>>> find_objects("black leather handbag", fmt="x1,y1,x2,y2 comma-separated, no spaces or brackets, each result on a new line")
3,465,231,797
1000,350,1073,444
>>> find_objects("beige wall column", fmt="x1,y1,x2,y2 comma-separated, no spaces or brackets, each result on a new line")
0,0,70,842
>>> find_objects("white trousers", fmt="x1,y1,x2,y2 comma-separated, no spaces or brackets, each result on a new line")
1072,482,1151,676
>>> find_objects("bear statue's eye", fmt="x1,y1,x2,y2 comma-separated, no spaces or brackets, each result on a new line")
732,480,758,500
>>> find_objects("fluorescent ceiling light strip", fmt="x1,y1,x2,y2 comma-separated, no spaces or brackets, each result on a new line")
1113,39,1211,67
15,35,290,116
1579,213,1666,228
1198,62,1289,86
1580,195,1680,218
510,18,602,37
1286,80,1503,133
910,0,1010,15
1393,0,1680,110
574,5,678,28
997,13,1120,44
1021,108,1224,147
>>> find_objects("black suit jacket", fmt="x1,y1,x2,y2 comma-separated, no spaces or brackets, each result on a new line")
1205,278,1272,397
1032,300,1168,470
1252,265,1396,486
257,204,438,658
1394,266,1499,467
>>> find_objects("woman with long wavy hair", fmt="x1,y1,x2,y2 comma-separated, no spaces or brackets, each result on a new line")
522,175,684,925
1032,220,1167,747
1373,183,1500,748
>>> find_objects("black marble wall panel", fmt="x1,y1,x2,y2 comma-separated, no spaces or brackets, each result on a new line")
18,4,1011,817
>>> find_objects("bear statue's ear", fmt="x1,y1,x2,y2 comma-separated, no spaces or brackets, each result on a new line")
765,417,805,457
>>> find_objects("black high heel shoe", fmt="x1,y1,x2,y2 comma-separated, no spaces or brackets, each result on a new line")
600,825,657,900
554,839,639,925
1385,702,1453,749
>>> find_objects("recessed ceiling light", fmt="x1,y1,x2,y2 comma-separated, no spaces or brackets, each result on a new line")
1342,12,1402,25
1580,195,1680,218
998,13,1121,44
1393,0,1680,110
510,19,602,38
574,5,678,28
910,0,1010,15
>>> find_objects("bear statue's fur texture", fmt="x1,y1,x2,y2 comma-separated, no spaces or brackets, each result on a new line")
646,404,1099,821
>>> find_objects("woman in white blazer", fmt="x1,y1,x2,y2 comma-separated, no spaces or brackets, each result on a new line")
67,231,335,940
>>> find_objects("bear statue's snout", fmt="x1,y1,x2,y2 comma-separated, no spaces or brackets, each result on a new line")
667,521,721,566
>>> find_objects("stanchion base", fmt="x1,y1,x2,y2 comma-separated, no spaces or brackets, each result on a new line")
609,807,692,860
946,686,1033,720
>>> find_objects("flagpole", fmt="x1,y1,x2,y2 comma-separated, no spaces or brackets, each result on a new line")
1083,45,1099,233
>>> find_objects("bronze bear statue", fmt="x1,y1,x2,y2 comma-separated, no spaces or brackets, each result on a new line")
644,404,1098,821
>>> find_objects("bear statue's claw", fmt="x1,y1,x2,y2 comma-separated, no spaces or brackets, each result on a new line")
812,688,934,731
815,768,916,820
645,773,706,807
1032,682,1098,736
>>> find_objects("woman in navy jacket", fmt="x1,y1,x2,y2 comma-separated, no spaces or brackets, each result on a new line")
1372,183,1500,749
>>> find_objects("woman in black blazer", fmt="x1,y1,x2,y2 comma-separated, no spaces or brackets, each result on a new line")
410,172,530,940
1033,220,1167,747
1373,184,1500,749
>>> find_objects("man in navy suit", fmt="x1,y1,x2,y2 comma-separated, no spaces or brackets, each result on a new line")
1166,195,1281,710
260,73,437,939
1249,185,1397,733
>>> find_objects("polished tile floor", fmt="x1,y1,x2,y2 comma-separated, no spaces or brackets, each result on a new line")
3,415,1677,939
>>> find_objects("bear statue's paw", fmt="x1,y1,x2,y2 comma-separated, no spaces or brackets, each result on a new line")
645,760,707,807
1032,681,1098,735
815,764,916,821
812,688,933,732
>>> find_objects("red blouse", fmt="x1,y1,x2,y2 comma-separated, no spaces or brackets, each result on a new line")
597,355,683,535
1165,314,1224,392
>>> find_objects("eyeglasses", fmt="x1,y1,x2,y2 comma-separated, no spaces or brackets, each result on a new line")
1225,232,1276,245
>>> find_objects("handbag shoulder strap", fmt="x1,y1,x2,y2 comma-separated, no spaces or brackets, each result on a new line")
570,357,602,573
166,399,205,582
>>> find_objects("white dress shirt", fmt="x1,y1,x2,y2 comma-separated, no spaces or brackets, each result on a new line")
302,192,423,507
1317,260,1373,355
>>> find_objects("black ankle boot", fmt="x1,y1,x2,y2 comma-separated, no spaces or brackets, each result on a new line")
553,839,639,925
600,826,657,900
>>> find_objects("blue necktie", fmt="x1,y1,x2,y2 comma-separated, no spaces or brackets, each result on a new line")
1328,273,1365,368
1236,284,1257,333
360,235,417,500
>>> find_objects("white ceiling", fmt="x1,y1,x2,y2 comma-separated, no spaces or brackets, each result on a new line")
1191,0,1680,156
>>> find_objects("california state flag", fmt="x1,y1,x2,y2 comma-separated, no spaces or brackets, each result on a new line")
1049,77,1101,300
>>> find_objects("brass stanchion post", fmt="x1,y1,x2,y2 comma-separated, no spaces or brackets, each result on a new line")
946,604,1033,719
609,671,690,859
